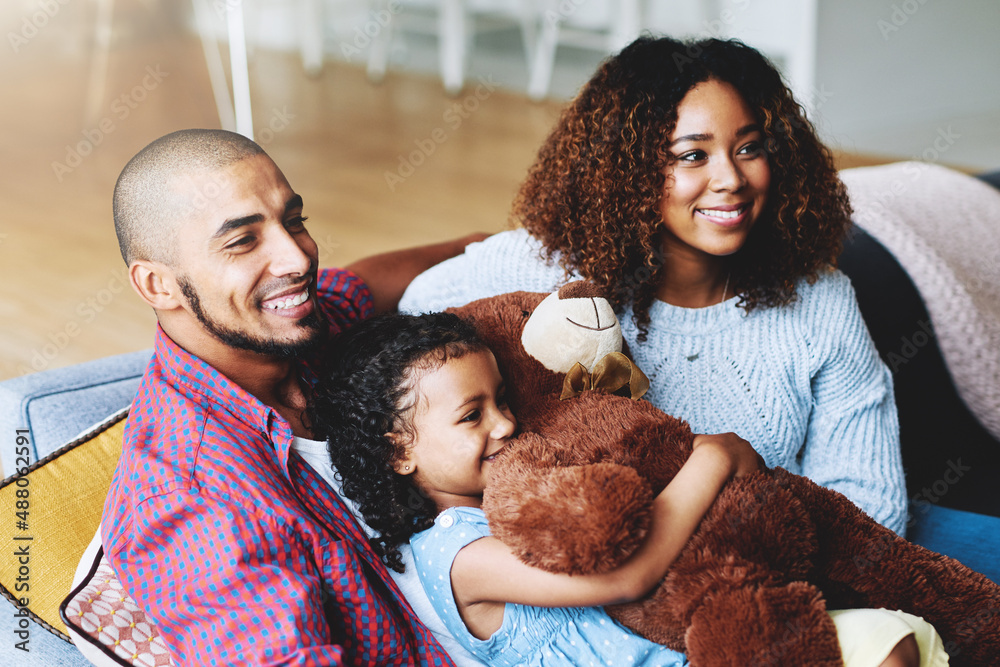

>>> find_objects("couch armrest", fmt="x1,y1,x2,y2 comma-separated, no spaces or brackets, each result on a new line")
839,228,1000,518
0,349,151,473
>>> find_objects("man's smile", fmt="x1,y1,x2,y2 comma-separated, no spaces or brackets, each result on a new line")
262,288,310,310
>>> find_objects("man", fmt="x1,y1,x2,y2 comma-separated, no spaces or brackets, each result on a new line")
103,129,480,665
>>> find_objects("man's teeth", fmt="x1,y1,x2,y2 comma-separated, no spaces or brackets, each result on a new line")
265,291,308,310
698,208,743,219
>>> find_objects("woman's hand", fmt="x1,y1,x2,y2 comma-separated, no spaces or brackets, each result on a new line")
692,432,765,478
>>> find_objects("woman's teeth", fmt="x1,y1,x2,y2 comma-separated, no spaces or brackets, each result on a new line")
265,291,308,310
698,208,743,219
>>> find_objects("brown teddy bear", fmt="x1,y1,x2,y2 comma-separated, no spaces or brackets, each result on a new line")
446,282,1000,666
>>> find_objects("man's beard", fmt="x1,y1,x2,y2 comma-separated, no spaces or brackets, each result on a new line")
177,276,324,359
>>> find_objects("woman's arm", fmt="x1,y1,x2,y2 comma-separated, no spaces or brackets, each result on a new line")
398,229,569,314
798,273,907,534
452,433,760,611
345,233,489,314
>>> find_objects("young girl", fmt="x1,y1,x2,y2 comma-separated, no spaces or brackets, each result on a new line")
309,311,761,665
398,36,908,536
309,312,939,667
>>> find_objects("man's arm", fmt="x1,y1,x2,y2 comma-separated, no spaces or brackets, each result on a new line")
345,233,490,314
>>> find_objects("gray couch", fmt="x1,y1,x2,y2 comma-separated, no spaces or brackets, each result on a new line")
1,350,151,666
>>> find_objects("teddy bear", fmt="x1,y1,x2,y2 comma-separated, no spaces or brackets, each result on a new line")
445,281,1000,666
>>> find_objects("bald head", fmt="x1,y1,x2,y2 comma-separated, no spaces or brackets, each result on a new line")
113,129,265,266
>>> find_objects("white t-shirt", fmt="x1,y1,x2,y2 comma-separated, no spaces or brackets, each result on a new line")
291,436,485,667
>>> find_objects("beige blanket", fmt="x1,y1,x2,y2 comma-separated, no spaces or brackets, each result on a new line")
840,162,1000,441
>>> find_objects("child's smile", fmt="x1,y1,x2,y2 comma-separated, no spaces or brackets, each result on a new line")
395,349,516,510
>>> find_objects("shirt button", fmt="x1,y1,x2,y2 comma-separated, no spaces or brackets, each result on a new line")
439,514,454,528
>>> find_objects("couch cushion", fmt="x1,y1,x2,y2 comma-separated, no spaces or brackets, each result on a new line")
0,349,150,473
0,407,127,640
61,528,172,667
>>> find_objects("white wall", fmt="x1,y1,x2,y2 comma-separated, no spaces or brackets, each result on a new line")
209,0,1000,169
646,0,1000,168
812,0,1000,169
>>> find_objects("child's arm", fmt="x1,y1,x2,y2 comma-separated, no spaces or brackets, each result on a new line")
452,432,759,612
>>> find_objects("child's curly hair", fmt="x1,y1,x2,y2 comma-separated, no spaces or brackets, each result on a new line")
307,312,487,572
513,36,852,338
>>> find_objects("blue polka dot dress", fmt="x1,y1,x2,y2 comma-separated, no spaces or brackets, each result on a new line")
410,507,689,666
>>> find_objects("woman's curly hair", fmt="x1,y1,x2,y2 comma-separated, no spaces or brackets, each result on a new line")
513,36,852,338
307,312,487,572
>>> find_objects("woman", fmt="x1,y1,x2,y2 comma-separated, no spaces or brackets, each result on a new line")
310,312,941,666
400,36,907,535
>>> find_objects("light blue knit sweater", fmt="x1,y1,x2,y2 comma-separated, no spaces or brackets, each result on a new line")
400,229,908,534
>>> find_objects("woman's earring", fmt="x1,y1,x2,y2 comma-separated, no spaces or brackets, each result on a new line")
404,465,410,471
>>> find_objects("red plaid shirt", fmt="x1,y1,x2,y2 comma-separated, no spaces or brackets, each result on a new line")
103,269,455,666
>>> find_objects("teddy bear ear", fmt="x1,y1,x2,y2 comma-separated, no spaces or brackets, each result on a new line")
558,281,606,300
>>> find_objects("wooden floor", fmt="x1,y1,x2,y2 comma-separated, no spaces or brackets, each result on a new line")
0,10,899,381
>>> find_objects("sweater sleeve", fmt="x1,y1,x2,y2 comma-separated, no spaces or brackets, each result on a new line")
399,229,570,313
798,272,908,535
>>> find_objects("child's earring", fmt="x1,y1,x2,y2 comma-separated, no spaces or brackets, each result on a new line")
386,431,414,475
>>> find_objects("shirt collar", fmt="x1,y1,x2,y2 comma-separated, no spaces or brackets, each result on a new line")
153,324,299,474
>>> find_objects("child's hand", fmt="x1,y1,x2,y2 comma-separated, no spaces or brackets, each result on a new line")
691,432,765,479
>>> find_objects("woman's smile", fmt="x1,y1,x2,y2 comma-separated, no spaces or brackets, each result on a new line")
660,78,771,260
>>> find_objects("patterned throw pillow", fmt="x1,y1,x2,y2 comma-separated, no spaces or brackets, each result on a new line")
0,405,174,665
61,529,172,667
